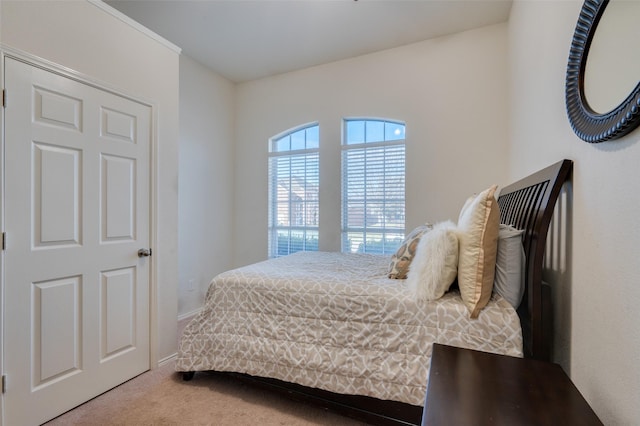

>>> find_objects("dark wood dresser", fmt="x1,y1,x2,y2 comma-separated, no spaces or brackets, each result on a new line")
422,343,602,426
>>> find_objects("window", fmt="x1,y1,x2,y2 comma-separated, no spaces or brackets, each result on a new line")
342,119,405,254
268,124,319,257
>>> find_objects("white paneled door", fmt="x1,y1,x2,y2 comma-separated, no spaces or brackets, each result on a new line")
3,58,151,425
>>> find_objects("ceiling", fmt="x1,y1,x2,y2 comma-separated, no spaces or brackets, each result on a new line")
106,0,512,83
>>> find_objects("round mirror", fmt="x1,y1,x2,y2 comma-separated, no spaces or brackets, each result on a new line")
584,0,640,114
565,0,640,143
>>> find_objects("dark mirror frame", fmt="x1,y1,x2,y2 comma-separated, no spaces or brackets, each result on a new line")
565,0,640,143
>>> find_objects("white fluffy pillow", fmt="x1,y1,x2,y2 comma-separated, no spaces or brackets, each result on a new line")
494,224,525,308
407,220,459,301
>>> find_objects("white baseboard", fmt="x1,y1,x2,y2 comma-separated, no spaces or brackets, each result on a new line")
156,308,204,367
178,307,203,322
158,353,176,367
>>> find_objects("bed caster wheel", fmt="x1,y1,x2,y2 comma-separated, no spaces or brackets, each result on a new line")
182,371,195,381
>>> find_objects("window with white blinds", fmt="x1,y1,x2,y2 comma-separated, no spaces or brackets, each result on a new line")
342,119,405,255
268,124,319,258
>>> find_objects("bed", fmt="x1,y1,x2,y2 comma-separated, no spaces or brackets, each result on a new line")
176,159,573,425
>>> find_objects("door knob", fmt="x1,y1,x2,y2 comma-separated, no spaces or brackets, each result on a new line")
138,248,152,258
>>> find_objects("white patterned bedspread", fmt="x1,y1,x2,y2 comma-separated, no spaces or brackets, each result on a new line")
175,251,522,406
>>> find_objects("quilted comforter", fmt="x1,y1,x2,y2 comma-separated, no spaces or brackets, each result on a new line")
175,251,522,405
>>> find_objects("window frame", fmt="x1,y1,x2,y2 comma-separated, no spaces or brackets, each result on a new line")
268,123,320,258
341,118,406,255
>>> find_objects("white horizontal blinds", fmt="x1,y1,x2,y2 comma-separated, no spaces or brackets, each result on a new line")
342,119,405,255
268,124,319,258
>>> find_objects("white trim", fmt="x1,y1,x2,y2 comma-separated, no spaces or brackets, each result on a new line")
157,353,177,368
340,138,405,150
178,307,203,322
148,87,160,370
0,47,6,426
156,309,204,368
88,0,182,55
154,309,204,369
0,46,153,108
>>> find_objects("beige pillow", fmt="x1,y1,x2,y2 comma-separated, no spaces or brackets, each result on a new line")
457,185,500,318
407,220,459,301
388,224,433,279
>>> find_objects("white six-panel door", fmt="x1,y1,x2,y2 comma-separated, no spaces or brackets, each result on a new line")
3,58,151,425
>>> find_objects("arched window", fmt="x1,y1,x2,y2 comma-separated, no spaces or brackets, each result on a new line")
342,119,405,254
268,124,319,257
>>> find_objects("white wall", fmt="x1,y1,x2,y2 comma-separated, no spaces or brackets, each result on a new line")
234,23,511,266
178,55,235,316
508,1,640,424
0,0,180,362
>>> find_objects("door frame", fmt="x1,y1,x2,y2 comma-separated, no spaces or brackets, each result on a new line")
0,46,161,422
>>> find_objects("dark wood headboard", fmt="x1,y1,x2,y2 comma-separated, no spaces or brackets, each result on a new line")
496,159,573,362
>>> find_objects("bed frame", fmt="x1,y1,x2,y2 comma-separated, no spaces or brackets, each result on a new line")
182,159,573,426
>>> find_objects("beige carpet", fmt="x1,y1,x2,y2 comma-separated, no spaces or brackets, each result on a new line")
44,318,368,425
46,361,368,425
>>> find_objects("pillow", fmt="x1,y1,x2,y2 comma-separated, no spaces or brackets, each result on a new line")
407,220,459,301
388,223,433,279
494,224,525,308
457,185,500,318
